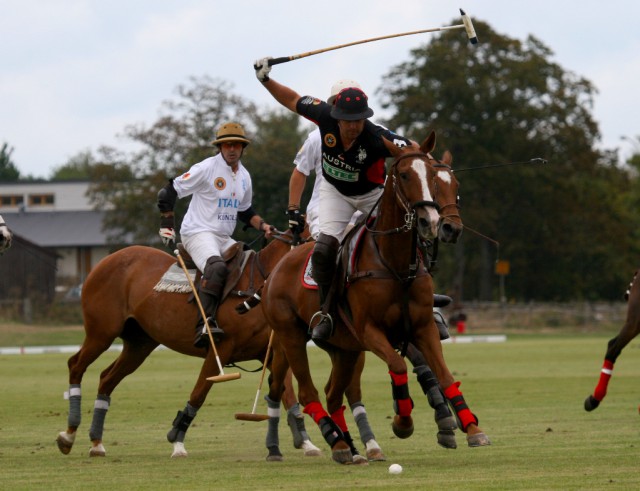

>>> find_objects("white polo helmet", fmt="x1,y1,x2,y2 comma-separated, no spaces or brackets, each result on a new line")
327,79,362,105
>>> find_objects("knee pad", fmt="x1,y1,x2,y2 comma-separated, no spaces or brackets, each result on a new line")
201,256,228,295
311,234,339,284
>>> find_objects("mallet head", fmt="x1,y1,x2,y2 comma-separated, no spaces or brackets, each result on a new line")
459,9,478,44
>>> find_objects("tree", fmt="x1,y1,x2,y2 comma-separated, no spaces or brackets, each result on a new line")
378,20,637,301
87,76,302,248
0,142,20,181
50,150,96,180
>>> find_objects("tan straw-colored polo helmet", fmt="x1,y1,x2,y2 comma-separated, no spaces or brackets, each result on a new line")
210,122,251,147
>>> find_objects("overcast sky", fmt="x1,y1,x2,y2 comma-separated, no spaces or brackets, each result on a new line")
2,0,639,178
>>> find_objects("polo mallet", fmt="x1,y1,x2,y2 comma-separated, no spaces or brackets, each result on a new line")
263,9,477,68
234,330,274,422
174,250,240,383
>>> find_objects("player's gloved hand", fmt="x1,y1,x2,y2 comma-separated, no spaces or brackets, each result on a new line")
287,207,304,234
159,214,176,246
254,57,272,82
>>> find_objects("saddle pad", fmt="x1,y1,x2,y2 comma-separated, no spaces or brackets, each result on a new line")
301,251,318,290
153,263,196,293
301,223,367,290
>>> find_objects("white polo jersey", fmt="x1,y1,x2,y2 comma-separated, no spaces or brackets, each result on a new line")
173,153,253,237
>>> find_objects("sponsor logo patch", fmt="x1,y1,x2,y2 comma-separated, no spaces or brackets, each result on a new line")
214,177,226,190
324,133,337,148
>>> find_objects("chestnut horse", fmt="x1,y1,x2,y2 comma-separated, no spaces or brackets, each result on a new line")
56,230,321,458
585,269,640,411
262,132,491,464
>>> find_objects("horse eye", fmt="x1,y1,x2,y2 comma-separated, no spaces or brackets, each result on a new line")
399,172,409,181
456,195,460,204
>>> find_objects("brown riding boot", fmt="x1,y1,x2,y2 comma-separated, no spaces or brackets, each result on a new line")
194,291,224,348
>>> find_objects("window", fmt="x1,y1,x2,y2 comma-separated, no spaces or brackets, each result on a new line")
0,195,24,207
28,194,55,206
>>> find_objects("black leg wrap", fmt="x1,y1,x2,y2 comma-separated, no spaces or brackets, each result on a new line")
167,410,195,443
343,431,360,456
318,416,344,447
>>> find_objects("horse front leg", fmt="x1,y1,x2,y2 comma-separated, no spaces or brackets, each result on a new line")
324,350,368,465
166,349,224,458
405,343,457,449
414,326,491,447
280,336,351,464
361,325,414,439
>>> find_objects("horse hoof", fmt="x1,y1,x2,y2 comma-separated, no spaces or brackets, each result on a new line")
266,446,283,462
392,416,414,439
437,430,457,449
89,443,106,457
366,447,386,462
352,454,369,465
467,432,491,447
301,440,322,457
332,447,353,465
584,395,600,412
171,442,188,458
56,432,74,455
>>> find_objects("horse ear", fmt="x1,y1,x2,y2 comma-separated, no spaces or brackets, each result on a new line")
420,131,436,154
442,150,453,166
382,136,402,157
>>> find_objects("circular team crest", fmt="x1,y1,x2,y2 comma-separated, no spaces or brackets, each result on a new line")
324,133,337,148
214,177,226,190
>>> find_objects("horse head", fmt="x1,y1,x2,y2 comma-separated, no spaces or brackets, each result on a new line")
383,131,462,243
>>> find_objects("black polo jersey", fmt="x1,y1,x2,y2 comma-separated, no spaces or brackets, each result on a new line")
296,96,411,197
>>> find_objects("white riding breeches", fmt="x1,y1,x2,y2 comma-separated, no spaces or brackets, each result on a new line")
317,180,382,241
181,232,236,272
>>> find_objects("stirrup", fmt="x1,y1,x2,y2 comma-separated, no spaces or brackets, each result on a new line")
309,311,333,332
309,311,333,341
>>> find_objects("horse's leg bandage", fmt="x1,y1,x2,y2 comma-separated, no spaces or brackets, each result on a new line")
593,359,614,401
444,381,478,432
389,371,414,417
304,401,344,447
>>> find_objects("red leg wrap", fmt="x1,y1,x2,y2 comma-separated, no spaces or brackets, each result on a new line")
444,381,478,432
593,359,614,401
389,371,413,417
303,401,329,425
330,405,348,432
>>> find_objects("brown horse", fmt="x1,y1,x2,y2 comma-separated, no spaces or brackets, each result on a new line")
262,131,490,464
55,230,321,458
585,269,640,411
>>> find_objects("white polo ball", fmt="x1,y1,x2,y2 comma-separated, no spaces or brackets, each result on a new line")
388,463,403,474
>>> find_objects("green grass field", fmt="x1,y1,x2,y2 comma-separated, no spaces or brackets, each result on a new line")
1,332,640,490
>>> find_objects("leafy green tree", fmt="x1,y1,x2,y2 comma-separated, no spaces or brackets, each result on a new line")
379,20,637,301
87,76,302,248
50,150,96,180
0,142,20,181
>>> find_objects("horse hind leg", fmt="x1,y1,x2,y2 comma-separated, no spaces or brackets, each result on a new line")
342,353,386,461
57,335,116,455
88,336,158,457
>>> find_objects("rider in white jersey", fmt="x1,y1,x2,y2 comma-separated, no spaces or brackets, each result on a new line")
157,122,272,348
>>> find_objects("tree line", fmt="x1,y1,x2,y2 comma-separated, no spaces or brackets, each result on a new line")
3,20,639,303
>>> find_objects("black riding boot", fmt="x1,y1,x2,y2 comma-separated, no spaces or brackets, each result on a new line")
309,234,339,343
310,283,333,342
194,291,225,348
193,255,228,348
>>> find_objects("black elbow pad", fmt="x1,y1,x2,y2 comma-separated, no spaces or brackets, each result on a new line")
157,180,177,213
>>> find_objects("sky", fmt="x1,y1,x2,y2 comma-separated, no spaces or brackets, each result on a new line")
2,0,639,178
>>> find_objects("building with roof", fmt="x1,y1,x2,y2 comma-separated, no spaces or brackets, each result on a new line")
0,181,118,286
